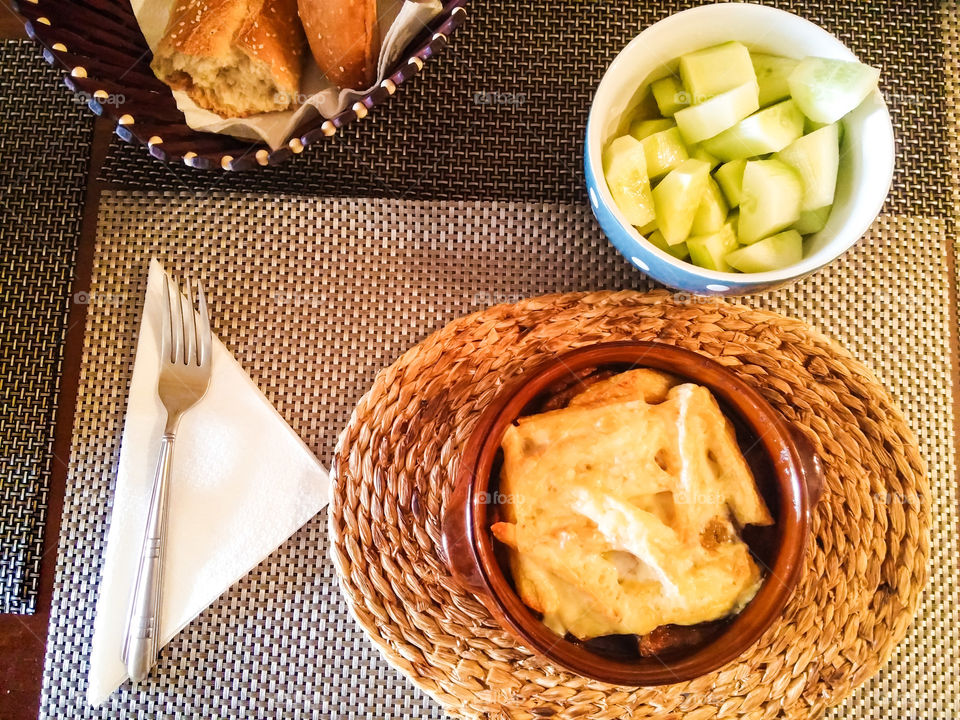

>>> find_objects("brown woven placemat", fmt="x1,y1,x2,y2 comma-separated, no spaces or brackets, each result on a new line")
38,195,956,719
96,0,946,219
0,39,93,614
329,290,929,720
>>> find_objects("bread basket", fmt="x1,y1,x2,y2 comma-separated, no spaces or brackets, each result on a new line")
13,0,468,171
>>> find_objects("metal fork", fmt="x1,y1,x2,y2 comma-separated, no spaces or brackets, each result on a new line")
122,273,212,683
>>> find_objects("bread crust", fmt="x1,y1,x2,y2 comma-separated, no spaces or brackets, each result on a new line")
152,0,305,118
297,0,379,89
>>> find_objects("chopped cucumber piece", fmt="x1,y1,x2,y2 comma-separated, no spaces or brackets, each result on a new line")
636,218,659,235
776,123,840,211
788,57,880,124
793,206,831,234
603,136,656,227
627,90,662,124
690,144,721,170
674,81,759,145
641,127,690,178
630,117,676,141
728,209,740,237
726,229,803,272
751,53,799,107
701,99,805,161
680,42,756,102
687,223,739,272
714,159,747,207
652,159,712,245
652,75,688,117
691,178,729,235
804,116,845,145
805,117,846,158
647,230,690,261
738,159,803,244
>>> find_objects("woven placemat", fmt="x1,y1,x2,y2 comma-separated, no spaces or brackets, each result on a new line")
329,290,929,720
95,0,947,219
39,194,956,719
0,39,92,614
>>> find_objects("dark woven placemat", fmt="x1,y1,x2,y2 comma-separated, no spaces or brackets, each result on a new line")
96,0,946,218
0,39,93,614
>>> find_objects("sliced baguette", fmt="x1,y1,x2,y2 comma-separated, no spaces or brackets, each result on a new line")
151,0,305,118
298,0,379,89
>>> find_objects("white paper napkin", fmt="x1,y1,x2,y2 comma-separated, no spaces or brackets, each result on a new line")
87,259,330,706
130,0,443,149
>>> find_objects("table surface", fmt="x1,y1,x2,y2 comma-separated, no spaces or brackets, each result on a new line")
0,6,109,717
0,3,958,720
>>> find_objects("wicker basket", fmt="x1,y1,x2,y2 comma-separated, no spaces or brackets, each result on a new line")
14,0,468,171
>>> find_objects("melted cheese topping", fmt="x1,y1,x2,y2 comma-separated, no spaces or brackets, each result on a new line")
491,370,773,640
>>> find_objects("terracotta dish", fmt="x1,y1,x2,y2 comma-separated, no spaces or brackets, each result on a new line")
441,341,823,685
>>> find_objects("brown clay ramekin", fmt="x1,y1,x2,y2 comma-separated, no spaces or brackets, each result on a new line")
440,341,823,686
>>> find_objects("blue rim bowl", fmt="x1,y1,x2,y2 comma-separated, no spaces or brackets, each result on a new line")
584,3,895,296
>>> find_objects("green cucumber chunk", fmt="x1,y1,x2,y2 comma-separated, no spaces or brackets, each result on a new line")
738,159,803,244
751,53,799,107
691,178,729,235
652,158,712,245
636,218,659,235
603,136,656,227
728,209,740,238
804,116,846,144
776,123,840,211
630,117,676,141
788,57,880,124
680,42,756,102
690,144,721,170
641,127,690,178
687,223,740,272
725,229,803,272
674,81,759,145
627,90,662,124
647,230,690,261
652,76,688,117
793,206,832,234
714,159,747,207
701,99,805,161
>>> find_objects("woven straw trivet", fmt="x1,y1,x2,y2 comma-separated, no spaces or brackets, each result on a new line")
330,290,929,720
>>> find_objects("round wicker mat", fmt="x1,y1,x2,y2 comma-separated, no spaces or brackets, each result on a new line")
329,290,929,720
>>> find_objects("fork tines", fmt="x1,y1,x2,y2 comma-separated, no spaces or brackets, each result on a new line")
161,272,211,368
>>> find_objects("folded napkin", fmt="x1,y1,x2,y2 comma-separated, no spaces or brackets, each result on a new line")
88,259,329,705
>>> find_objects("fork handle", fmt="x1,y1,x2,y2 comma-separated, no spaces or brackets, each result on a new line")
122,432,175,683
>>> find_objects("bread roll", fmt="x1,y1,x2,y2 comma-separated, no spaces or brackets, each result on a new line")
151,0,305,118
298,0,379,89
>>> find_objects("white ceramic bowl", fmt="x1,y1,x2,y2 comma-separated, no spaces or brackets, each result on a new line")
584,3,895,295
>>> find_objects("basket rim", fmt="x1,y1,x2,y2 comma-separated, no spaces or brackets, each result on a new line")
14,0,469,171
